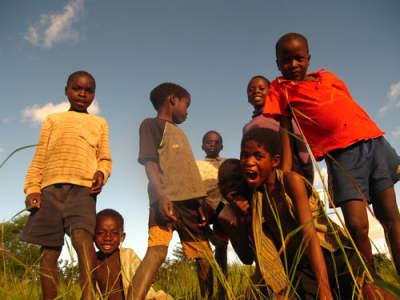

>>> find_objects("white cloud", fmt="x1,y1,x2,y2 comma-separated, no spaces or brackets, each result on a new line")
379,81,400,116
388,81,400,102
22,99,100,125
391,128,400,138
24,0,84,48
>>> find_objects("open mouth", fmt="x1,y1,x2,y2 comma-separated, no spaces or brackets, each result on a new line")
245,170,258,180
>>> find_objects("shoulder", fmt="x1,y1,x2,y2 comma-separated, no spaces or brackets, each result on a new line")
140,117,165,128
282,171,306,191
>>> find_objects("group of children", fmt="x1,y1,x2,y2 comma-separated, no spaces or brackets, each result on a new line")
20,32,400,299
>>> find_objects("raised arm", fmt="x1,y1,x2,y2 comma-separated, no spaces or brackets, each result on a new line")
284,172,332,300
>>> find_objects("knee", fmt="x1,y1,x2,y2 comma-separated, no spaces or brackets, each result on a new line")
41,247,62,266
346,217,369,238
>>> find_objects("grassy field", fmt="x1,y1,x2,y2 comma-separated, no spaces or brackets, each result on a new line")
1,239,400,300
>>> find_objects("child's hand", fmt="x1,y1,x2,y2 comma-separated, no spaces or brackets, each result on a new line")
159,195,177,222
90,171,104,195
197,199,207,227
25,193,41,211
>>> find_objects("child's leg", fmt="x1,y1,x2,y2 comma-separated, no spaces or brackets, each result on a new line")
196,257,213,299
214,241,228,300
40,246,62,300
372,186,400,273
71,228,97,300
341,200,373,264
128,245,168,300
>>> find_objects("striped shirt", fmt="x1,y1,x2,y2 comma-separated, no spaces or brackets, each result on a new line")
24,111,112,195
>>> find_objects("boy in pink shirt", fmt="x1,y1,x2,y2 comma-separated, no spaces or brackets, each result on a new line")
264,32,400,273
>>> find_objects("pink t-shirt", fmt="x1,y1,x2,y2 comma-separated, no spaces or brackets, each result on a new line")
263,70,384,159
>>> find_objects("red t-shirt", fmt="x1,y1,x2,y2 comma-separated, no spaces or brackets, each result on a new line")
263,70,384,159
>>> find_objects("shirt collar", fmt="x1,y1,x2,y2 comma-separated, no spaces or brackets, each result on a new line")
205,156,222,162
277,68,327,84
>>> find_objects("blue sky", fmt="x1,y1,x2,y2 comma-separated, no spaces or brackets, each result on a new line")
1,0,400,259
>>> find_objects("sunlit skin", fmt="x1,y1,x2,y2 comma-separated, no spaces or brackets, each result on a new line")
65,74,96,113
202,132,223,159
172,96,190,124
95,216,125,255
240,139,333,300
94,216,125,300
240,140,280,190
247,77,269,110
276,38,313,82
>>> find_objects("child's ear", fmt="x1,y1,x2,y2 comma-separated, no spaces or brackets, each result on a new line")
272,154,280,168
169,95,176,106
120,232,126,246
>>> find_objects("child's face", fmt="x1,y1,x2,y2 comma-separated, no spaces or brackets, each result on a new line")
65,74,95,113
94,216,125,255
247,78,268,110
240,140,280,189
202,132,222,158
276,38,310,81
172,96,190,124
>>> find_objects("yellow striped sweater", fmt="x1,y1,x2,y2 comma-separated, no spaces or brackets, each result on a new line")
24,111,112,195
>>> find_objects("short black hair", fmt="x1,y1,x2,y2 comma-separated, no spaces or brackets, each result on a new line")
218,158,249,198
247,75,270,91
241,128,281,156
276,32,309,57
149,82,190,111
96,209,124,231
202,130,223,145
66,70,96,89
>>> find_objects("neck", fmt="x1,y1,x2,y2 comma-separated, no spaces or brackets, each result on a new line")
69,107,88,114
157,107,173,123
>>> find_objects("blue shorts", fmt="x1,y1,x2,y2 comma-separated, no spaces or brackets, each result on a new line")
326,137,400,206
21,184,97,247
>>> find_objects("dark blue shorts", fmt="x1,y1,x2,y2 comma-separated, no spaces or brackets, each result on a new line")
21,184,97,247
326,137,400,206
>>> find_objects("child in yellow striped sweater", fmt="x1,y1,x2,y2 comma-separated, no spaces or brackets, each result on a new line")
21,70,112,299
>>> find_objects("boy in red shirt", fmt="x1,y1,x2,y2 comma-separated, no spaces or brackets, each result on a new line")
264,32,400,273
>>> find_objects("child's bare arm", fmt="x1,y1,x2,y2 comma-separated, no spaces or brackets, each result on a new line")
279,116,292,172
145,161,177,222
284,172,333,300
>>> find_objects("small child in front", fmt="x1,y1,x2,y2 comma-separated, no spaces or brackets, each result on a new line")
264,32,400,273
240,128,395,299
21,70,112,299
94,209,172,300
130,83,213,300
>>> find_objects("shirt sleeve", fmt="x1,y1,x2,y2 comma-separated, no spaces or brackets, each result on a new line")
97,119,112,184
24,116,52,195
263,80,289,117
138,118,165,165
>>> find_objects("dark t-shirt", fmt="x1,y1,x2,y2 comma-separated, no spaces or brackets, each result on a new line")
138,118,206,203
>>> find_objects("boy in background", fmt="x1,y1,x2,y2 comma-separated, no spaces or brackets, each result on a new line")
244,75,313,183
264,32,400,273
94,209,172,300
21,70,112,300
196,130,228,299
130,83,213,300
